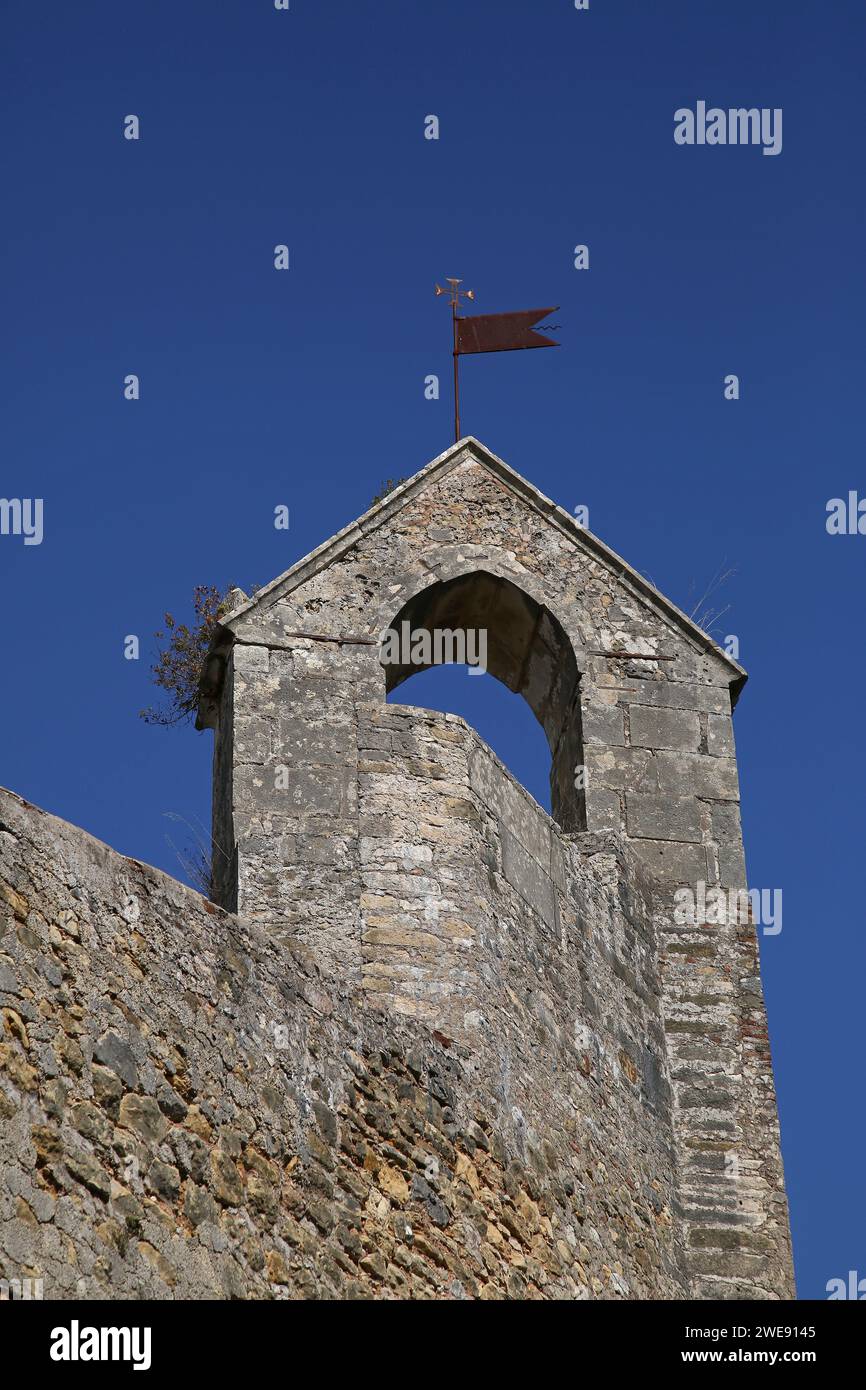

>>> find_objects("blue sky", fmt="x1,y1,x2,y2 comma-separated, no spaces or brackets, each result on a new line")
3,0,864,1298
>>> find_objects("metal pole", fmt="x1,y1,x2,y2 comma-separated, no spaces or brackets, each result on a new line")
452,298,460,442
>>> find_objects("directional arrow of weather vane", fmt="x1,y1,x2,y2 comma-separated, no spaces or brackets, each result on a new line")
435,278,559,441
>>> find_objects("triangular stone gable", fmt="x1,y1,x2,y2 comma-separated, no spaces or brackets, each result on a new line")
221,437,746,693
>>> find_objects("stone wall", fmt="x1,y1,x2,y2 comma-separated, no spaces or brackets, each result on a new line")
0,439,794,1300
0,785,686,1300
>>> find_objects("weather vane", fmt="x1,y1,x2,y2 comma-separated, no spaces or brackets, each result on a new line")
436,278,559,442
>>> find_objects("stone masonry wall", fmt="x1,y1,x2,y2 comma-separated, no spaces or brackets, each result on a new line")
0,786,686,1300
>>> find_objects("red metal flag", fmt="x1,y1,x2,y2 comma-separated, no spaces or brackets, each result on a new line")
435,280,561,441
455,308,559,355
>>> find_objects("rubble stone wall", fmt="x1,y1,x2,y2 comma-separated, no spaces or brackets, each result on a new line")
0,785,686,1300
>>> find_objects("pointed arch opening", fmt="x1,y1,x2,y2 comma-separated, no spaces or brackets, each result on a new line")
381,570,585,832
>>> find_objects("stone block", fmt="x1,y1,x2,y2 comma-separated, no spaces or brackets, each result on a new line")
550,835,569,891
708,714,736,757
469,745,549,863
584,786,622,830
630,839,709,885
267,764,357,818
711,802,742,846
626,794,702,843
582,702,625,746
233,643,269,677
615,680,730,715
500,827,556,928
629,705,701,752
503,785,551,870
468,745,503,815
655,752,739,801
272,717,355,766
590,747,658,793
234,714,273,763
718,844,747,890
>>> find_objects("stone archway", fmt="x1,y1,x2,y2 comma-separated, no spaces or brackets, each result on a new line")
381,570,585,832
